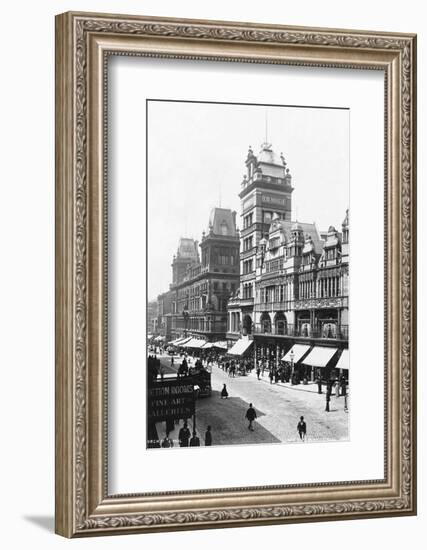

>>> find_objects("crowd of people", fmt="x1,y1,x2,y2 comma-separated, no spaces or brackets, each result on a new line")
159,421,213,448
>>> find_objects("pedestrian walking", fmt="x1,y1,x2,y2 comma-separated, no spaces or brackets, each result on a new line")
189,430,200,447
221,383,229,399
178,421,191,447
335,380,340,397
344,392,349,412
297,416,307,441
340,375,347,397
325,392,331,412
317,373,323,394
245,403,257,431
161,431,174,448
256,366,261,380
204,425,212,446
269,369,274,384
171,356,174,366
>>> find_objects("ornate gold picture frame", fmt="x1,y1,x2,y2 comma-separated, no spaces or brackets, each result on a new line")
55,11,416,537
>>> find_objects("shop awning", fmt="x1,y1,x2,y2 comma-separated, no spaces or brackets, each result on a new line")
203,341,228,350
171,337,191,346
302,346,338,367
282,344,311,363
335,349,349,370
168,337,184,345
182,338,207,349
228,338,253,356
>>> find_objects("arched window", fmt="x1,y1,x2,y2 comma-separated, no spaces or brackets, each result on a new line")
275,312,287,335
260,312,272,334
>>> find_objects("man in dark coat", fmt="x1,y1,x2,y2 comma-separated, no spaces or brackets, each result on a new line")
189,430,200,447
204,425,212,446
178,421,191,447
297,416,307,441
245,403,257,431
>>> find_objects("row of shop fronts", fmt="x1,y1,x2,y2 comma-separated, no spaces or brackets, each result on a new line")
151,330,348,383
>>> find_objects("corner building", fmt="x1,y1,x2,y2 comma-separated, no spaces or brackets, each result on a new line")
227,141,349,378
161,208,240,342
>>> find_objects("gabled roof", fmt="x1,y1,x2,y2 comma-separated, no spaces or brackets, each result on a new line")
268,219,323,255
208,207,237,237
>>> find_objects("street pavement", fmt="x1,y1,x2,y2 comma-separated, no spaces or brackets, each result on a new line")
153,353,349,448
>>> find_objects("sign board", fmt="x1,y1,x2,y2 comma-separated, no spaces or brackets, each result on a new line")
147,377,195,422
261,194,287,206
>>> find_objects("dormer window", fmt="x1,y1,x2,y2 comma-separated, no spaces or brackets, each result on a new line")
270,237,280,249
220,221,228,236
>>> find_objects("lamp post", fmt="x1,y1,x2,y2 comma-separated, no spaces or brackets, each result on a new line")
183,309,189,337
290,349,295,384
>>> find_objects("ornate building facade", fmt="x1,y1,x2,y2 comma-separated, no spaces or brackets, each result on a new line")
157,208,240,343
227,141,349,377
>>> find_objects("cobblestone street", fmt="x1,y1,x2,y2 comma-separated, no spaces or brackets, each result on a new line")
154,353,349,447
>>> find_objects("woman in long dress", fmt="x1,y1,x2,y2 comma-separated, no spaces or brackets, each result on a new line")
220,383,229,399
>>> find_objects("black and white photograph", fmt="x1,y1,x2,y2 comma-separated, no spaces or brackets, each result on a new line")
146,100,350,449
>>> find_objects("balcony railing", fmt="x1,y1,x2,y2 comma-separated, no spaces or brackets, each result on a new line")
256,301,292,312
254,324,349,340
240,272,256,282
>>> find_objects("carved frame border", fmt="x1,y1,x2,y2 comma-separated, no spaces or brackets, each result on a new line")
55,12,416,537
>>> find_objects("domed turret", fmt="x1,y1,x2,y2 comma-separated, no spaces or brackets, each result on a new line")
291,221,303,232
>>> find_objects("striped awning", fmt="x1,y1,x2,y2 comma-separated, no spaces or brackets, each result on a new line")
335,349,349,370
228,338,253,356
301,346,338,367
282,344,311,363
173,337,191,346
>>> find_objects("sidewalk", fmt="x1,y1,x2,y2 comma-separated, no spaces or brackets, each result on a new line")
152,354,349,448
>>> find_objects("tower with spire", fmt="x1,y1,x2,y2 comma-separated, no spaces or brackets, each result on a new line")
236,139,294,333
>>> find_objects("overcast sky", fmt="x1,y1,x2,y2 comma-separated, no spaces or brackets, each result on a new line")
148,101,349,300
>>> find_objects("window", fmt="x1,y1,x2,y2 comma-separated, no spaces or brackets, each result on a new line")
243,213,253,229
243,259,253,274
270,237,280,249
263,211,272,224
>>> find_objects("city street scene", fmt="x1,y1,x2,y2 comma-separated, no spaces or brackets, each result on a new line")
147,100,349,449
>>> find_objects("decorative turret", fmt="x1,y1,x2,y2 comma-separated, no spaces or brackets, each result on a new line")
287,222,304,257
171,238,200,285
341,208,349,263
319,226,341,267
285,168,292,186
342,208,349,244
